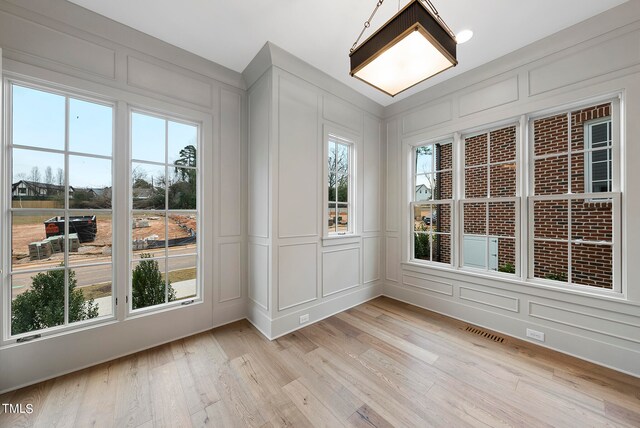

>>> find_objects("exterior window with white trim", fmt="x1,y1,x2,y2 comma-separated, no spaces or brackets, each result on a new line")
326,134,354,235
411,140,453,265
130,111,200,311
461,125,519,275
530,102,619,290
6,82,114,339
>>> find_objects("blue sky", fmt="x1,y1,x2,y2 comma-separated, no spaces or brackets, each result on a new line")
12,85,197,189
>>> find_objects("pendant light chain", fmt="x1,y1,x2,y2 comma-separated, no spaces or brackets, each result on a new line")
350,0,455,54
350,0,385,53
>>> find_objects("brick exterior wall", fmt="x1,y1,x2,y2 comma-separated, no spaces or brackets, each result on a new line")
532,104,613,288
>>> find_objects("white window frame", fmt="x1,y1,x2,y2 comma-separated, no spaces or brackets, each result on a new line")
527,98,621,294
2,78,117,343
409,138,454,266
128,107,202,316
584,117,613,194
323,126,356,238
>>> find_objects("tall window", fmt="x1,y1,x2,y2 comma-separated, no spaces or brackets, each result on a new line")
461,126,518,274
130,111,199,311
411,140,452,264
326,134,353,235
7,83,114,337
531,103,618,289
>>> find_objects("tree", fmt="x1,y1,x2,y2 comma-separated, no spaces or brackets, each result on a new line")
29,166,41,184
56,168,64,187
11,268,98,335
132,254,176,310
170,145,197,209
44,166,53,185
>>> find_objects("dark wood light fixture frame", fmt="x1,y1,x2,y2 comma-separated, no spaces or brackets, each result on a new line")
349,0,458,96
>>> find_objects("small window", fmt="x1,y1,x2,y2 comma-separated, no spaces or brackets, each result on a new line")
585,118,612,193
326,134,354,236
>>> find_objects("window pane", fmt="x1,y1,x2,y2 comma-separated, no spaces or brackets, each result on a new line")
465,134,487,166
337,175,349,203
69,265,112,320
489,201,516,237
132,162,166,210
12,85,65,151
168,167,197,210
132,112,165,163
590,123,610,147
463,235,488,269
463,202,486,235
413,204,433,232
534,155,568,195
414,232,430,261
432,234,450,264
11,269,65,335
327,203,337,233
571,199,613,242
533,241,568,282
328,141,336,172
433,204,451,233
336,204,349,233
572,243,612,289
435,143,452,171
465,166,487,198
69,98,112,156
68,212,112,266
328,172,337,203
168,121,197,164
168,214,197,256
489,126,516,163
12,212,65,272
570,151,586,193
336,143,349,175
416,145,434,174
496,238,517,274
490,163,516,197
435,170,452,200
169,256,197,301
534,114,568,156
12,149,65,209
132,213,167,260
69,156,112,209
571,103,611,152
131,257,168,310
533,200,568,240
415,174,433,201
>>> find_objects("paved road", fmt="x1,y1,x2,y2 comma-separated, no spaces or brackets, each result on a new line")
11,245,197,298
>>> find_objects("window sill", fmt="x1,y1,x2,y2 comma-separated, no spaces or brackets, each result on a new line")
400,261,629,304
322,234,361,247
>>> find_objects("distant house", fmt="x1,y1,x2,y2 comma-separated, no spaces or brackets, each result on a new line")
415,184,431,200
11,180,73,198
132,188,154,200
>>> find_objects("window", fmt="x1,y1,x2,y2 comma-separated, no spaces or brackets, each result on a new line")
461,126,519,274
411,140,453,265
7,82,114,338
585,118,612,193
326,134,354,235
130,111,200,311
531,102,619,290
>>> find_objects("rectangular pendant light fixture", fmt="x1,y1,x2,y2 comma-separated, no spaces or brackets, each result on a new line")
349,0,457,97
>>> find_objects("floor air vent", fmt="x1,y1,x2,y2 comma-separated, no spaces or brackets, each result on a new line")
465,326,505,343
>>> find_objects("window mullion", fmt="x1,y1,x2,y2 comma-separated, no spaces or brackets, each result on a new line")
64,95,70,326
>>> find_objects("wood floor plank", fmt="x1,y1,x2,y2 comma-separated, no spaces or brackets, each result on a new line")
3,297,639,428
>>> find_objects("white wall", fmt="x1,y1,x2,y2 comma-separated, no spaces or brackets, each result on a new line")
0,0,246,392
384,1,640,376
245,43,385,339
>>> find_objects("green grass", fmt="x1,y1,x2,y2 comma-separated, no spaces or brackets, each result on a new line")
79,267,196,300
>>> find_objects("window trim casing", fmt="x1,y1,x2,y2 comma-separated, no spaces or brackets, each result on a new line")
127,106,203,317
2,76,118,344
322,124,357,239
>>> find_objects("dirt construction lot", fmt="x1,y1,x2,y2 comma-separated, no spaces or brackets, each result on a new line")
12,214,195,267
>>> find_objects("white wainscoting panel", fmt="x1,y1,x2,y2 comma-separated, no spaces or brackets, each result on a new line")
278,243,318,310
322,247,360,297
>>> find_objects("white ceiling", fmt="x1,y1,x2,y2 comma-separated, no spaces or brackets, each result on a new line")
67,0,628,106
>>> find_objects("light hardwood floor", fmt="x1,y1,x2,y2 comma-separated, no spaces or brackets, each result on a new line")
1,296,639,427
